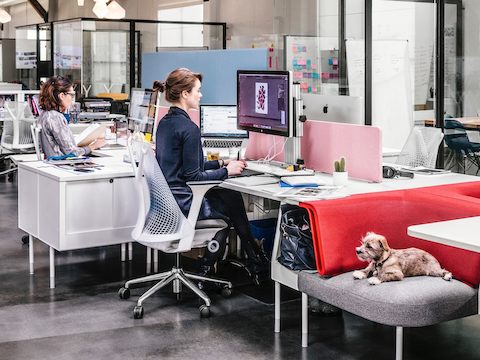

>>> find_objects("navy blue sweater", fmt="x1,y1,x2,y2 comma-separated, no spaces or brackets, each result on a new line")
156,106,228,215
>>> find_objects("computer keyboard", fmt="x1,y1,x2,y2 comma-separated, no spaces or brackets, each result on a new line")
246,161,314,177
203,139,243,148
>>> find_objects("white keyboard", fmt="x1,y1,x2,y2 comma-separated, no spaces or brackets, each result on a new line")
203,139,243,148
246,161,314,177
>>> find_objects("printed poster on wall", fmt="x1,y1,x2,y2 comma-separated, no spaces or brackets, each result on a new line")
255,82,268,114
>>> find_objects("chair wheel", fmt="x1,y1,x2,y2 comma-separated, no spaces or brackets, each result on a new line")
199,304,211,318
220,286,232,298
133,306,144,319
21,235,29,245
118,287,130,300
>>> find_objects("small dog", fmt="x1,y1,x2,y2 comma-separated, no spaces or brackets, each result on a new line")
353,232,452,285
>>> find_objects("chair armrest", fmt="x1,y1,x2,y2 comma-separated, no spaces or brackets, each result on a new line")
186,181,223,226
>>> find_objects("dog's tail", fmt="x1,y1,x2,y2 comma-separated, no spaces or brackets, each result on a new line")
441,269,452,281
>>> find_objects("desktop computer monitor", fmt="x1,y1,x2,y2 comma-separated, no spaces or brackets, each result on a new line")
237,70,293,137
200,105,248,138
128,88,157,135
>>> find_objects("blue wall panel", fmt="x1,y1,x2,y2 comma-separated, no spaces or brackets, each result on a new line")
141,48,268,105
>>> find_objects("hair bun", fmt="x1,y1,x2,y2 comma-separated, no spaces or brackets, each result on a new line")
153,80,165,92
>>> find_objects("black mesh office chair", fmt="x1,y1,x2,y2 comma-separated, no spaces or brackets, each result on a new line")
444,119,480,175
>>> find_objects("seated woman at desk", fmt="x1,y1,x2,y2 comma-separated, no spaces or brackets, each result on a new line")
154,68,268,280
37,76,105,157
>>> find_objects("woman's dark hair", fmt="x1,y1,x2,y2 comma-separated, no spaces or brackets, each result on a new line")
153,68,202,103
39,76,73,111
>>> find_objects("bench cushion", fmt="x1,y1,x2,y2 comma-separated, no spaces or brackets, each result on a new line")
299,271,478,327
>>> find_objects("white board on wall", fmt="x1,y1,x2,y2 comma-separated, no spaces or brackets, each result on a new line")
346,39,413,150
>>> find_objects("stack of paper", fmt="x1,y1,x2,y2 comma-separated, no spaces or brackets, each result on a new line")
280,175,326,187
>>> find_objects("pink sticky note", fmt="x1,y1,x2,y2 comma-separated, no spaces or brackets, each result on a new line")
298,59,306,65
292,46,297,53
293,71,303,79
311,64,317,70
333,58,338,65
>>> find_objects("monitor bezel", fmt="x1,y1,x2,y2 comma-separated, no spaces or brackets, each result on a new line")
199,104,248,139
128,87,156,122
236,70,293,138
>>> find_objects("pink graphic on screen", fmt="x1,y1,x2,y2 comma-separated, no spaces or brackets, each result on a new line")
255,82,268,114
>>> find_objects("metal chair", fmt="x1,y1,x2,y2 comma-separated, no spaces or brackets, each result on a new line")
118,139,232,319
396,126,444,168
444,119,480,175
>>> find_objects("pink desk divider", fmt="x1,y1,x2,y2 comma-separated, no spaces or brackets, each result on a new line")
301,120,382,183
244,132,285,162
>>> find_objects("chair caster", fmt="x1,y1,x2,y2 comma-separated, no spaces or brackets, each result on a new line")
220,286,232,298
133,306,144,319
118,287,130,300
21,235,29,245
199,304,211,318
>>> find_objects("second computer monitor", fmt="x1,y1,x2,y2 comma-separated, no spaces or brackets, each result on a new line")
200,105,248,138
237,70,293,137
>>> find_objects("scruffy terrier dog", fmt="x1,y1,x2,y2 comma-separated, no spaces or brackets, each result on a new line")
353,232,452,285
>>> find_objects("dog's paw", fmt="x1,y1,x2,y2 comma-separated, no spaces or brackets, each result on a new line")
368,277,381,285
443,272,452,281
353,270,367,280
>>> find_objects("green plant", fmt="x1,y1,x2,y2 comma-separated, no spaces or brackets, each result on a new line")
334,157,346,172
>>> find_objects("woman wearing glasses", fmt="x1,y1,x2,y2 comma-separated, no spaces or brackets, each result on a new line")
37,76,105,157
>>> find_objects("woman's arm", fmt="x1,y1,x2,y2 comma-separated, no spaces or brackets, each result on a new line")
47,113,91,156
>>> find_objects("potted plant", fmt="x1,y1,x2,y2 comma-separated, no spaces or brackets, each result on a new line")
333,157,348,186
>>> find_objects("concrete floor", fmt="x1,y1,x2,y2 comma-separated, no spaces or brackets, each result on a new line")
0,173,479,360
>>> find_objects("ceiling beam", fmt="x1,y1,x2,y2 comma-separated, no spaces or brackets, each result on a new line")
27,0,47,23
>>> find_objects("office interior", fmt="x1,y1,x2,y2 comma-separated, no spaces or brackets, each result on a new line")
0,1,479,359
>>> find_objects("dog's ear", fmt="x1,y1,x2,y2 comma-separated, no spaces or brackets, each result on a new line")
378,236,389,251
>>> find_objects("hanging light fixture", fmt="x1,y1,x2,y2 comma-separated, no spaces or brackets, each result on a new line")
92,0,108,18
0,8,11,23
105,0,125,19
77,0,84,6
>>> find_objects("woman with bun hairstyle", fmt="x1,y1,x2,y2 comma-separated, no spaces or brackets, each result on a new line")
37,76,105,157
154,68,268,282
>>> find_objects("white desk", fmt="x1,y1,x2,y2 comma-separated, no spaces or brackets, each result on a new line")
222,172,480,332
408,217,480,313
18,149,138,288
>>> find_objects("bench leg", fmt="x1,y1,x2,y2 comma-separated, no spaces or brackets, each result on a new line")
301,293,308,347
395,326,403,360
49,247,55,289
29,235,34,275
274,281,280,333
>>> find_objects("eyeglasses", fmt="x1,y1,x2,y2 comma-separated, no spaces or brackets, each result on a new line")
64,92,76,97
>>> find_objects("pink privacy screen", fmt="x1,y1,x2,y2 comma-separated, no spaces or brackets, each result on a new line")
156,106,200,127
245,120,382,183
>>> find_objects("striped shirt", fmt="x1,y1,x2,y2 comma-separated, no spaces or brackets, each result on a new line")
36,110,91,157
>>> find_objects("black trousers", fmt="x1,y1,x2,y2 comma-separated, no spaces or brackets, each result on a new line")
198,188,261,266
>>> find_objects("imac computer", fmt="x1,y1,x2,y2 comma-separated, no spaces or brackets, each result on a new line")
237,70,293,137
128,88,157,136
302,93,364,125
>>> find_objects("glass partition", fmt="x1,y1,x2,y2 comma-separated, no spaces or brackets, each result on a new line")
15,25,37,90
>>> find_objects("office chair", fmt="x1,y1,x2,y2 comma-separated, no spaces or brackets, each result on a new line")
0,101,36,153
396,126,444,168
118,139,232,319
444,119,480,175
30,123,42,160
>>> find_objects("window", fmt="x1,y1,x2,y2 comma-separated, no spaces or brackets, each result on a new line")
157,4,204,48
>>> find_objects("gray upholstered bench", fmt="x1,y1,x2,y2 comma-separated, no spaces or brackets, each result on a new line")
298,271,478,360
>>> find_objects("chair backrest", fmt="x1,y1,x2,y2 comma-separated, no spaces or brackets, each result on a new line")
444,119,476,153
128,139,195,253
396,127,444,168
30,123,42,160
1,101,35,151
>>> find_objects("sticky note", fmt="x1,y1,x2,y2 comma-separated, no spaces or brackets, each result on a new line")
297,59,306,65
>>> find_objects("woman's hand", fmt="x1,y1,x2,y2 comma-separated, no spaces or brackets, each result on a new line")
226,160,246,176
89,137,106,151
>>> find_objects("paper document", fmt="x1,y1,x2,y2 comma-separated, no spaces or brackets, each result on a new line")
75,124,106,147
280,175,326,187
274,186,348,200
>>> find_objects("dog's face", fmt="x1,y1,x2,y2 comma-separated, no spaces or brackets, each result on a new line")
355,232,390,262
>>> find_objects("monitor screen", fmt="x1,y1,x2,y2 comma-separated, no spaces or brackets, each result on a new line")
200,105,248,138
237,70,292,137
128,88,157,134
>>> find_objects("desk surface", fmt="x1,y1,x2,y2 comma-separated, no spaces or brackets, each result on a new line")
408,216,480,253
425,117,480,130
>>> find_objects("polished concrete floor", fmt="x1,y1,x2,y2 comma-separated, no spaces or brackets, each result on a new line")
0,173,479,360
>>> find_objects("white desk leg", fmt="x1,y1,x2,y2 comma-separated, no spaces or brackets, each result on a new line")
128,242,133,261
153,249,159,273
121,243,126,262
146,247,152,274
28,235,34,275
274,281,281,333
49,247,55,289
302,293,308,347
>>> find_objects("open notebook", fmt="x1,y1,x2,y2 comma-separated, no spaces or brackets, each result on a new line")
75,124,106,147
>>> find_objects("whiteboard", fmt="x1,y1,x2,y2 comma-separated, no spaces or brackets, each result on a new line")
346,39,413,150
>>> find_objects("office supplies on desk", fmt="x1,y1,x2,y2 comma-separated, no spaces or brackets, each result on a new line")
280,175,326,187
274,186,346,200
224,175,278,186
246,161,314,177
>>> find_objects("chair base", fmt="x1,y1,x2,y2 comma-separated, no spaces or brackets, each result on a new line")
120,266,232,318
